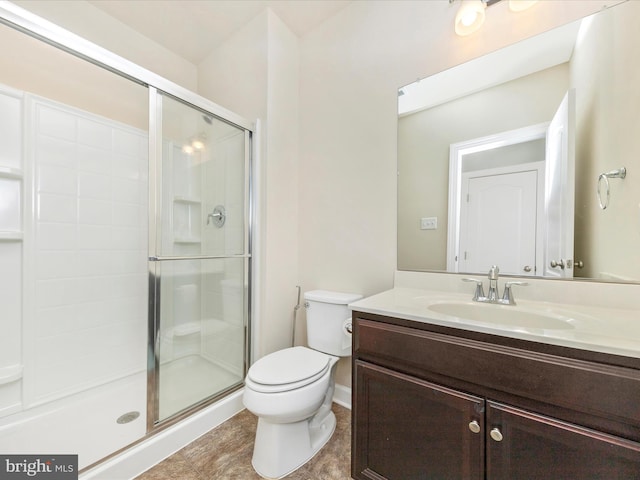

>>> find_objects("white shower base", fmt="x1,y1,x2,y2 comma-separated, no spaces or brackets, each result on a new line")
0,356,243,472
0,372,147,470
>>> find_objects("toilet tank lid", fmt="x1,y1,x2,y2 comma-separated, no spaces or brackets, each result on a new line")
304,290,362,304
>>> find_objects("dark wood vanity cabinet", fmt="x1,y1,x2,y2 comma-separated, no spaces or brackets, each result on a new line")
351,312,640,480
354,361,485,480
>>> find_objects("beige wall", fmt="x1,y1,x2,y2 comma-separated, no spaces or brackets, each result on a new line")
572,0,640,281
0,21,148,130
398,64,569,271
13,0,198,91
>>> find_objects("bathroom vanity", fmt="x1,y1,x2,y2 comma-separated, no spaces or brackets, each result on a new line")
350,284,640,480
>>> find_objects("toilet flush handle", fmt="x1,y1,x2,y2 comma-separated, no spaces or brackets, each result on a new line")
345,323,353,334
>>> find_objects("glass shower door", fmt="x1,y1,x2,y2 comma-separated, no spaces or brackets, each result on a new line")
149,91,250,423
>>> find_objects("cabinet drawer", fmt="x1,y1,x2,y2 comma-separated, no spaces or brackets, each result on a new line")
355,317,640,428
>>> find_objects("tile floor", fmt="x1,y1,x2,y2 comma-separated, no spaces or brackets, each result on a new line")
135,403,352,479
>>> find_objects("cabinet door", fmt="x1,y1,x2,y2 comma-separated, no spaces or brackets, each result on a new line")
487,402,640,480
353,361,484,480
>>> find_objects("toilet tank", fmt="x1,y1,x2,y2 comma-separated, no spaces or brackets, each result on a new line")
304,290,362,357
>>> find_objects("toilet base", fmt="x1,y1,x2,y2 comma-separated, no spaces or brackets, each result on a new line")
251,409,337,479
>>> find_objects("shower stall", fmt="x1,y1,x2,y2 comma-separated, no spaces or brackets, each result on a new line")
0,3,252,472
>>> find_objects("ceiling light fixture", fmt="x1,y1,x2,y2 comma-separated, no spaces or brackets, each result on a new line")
454,0,486,36
452,0,536,37
508,0,539,12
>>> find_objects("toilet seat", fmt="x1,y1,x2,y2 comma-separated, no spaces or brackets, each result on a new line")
247,347,331,393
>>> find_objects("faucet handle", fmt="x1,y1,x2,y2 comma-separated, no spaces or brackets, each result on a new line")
502,281,529,305
462,278,486,301
488,265,500,280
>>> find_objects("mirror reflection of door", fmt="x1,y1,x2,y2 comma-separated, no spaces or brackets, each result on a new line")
544,90,575,278
460,164,542,275
448,126,547,275
449,90,575,278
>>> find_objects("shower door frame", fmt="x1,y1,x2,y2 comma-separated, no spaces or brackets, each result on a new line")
147,88,253,428
0,1,254,437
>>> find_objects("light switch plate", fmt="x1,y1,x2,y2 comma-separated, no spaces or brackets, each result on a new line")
421,217,437,230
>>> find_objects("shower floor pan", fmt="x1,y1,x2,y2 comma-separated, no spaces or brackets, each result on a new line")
0,372,147,470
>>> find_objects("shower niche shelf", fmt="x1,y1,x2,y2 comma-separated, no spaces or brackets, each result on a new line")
174,195,202,205
0,167,23,180
172,197,202,245
0,364,23,385
0,232,22,242
174,237,202,244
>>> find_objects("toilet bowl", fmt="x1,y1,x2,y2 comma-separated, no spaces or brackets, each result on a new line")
244,347,339,479
243,290,361,479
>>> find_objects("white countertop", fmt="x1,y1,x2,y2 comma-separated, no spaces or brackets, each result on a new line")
349,287,640,359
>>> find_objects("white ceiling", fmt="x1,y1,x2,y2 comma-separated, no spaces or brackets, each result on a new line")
86,0,352,65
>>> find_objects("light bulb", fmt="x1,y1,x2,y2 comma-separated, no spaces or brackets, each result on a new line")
509,0,538,12
461,11,478,27
192,140,205,150
455,0,486,36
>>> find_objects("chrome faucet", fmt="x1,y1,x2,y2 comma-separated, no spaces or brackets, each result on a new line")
487,265,500,302
462,265,528,305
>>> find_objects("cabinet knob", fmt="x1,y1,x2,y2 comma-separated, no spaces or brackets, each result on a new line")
468,420,480,434
490,428,503,442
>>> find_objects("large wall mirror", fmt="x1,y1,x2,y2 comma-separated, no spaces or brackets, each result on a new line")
398,0,639,283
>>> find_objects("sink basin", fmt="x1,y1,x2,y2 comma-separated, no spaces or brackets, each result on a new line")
428,302,576,330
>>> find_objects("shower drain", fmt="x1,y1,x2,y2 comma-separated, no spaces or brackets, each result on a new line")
117,411,141,424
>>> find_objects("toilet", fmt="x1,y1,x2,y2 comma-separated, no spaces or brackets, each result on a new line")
243,290,362,479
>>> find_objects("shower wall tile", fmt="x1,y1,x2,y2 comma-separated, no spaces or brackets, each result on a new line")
78,144,111,174
36,107,76,142
25,97,148,407
36,251,77,279
78,198,113,225
112,203,140,227
110,251,146,274
37,193,77,223
37,165,77,195
113,129,142,155
36,223,77,250
78,171,112,200
112,177,141,203
113,154,142,180
75,300,115,329
77,117,112,149
78,224,112,250
36,278,77,308
36,136,76,168
75,251,115,276
112,227,141,250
